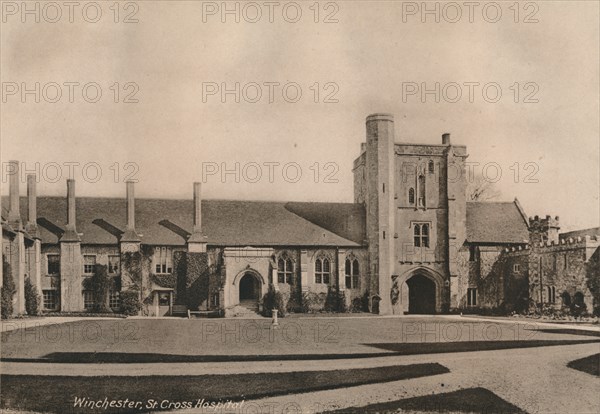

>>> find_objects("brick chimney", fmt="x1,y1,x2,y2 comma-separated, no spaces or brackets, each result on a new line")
121,180,141,242
187,182,207,251
7,160,22,230
60,179,83,311
442,133,451,145
25,174,39,237
60,179,80,241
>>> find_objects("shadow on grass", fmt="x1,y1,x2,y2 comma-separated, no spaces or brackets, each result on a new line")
2,339,597,364
323,387,526,413
366,339,600,355
567,353,600,377
0,363,449,414
536,329,600,338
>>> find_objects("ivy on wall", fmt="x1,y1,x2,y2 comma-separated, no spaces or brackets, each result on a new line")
186,252,209,310
585,249,600,316
171,251,209,310
83,264,115,313
150,273,177,289
390,277,400,306
1,256,15,319
121,251,142,289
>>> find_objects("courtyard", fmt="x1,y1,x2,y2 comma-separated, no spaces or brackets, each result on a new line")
1,315,599,413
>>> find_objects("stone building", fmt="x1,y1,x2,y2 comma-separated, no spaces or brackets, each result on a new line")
2,114,598,316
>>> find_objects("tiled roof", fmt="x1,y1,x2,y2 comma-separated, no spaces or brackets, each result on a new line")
2,197,531,247
560,227,600,240
466,201,529,244
2,197,365,247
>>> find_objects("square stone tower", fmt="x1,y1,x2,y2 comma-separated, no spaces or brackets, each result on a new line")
354,114,468,314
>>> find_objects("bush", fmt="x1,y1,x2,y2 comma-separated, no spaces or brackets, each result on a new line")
286,294,302,313
24,277,41,316
262,284,286,317
350,292,369,313
119,290,142,316
324,286,347,313
1,257,15,319
301,291,327,313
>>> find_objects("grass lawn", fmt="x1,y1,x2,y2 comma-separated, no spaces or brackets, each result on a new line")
324,387,526,413
567,353,600,377
2,317,598,361
0,363,449,414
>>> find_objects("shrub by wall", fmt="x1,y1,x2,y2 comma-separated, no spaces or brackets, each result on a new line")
325,286,347,313
350,292,370,313
24,277,41,316
301,291,327,313
262,284,286,317
119,290,142,316
1,257,15,319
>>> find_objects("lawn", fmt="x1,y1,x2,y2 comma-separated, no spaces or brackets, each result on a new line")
2,317,598,361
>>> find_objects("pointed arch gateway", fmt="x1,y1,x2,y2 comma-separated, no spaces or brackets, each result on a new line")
233,269,265,311
398,267,444,314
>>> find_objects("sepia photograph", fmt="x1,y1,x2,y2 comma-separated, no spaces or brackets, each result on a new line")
0,1,599,413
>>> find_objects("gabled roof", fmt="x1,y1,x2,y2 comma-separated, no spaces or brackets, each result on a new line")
466,201,529,244
2,197,365,247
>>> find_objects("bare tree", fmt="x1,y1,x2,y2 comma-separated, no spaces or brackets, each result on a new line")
467,175,501,201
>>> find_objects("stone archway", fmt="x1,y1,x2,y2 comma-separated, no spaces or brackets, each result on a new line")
397,267,445,314
235,270,263,311
407,274,436,314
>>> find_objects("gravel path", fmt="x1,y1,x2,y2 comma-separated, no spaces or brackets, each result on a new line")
160,342,597,414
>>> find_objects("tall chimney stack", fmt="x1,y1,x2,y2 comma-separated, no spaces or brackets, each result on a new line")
25,174,39,237
121,180,140,242
60,179,80,241
193,182,202,233
7,160,22,230
187,182,207,251
442,133,451,145
127,180,135,230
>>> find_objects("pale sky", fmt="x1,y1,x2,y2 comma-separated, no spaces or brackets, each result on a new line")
1,1,599,232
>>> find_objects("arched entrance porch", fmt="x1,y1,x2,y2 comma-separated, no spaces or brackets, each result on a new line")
407,274,436,314
233,269,264,311
396,267,444,314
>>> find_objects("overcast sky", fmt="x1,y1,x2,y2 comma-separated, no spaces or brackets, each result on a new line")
1,1,598,232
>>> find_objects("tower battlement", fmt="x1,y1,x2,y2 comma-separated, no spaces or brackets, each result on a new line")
528,214,560,244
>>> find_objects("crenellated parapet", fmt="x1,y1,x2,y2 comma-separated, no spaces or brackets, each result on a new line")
528,214,560,244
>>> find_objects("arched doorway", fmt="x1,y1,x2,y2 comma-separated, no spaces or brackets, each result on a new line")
239,272,260,310
407,274,436,314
